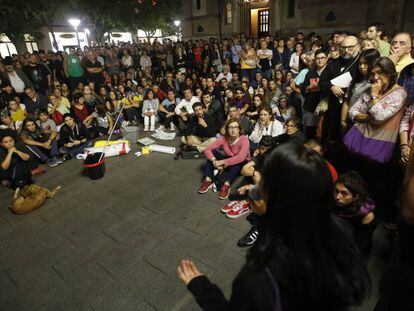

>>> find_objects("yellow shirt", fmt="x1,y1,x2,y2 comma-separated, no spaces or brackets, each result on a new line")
10,108,26,122
241,49,257,70
396,55,414,75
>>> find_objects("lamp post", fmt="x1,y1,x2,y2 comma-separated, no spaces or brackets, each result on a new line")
174,20,181,41
68,18,81,48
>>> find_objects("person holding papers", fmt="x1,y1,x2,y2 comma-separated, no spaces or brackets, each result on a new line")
320,35,361,165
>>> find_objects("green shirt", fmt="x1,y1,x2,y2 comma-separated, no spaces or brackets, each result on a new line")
67,55,84,77
378,40,390,57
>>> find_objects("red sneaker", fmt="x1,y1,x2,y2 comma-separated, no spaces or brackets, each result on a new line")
221,201,240,213
198,180,213,194
226,200,250,219
218,184,231,200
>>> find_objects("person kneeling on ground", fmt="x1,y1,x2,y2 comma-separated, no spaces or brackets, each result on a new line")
59,114,93,159
20,117,62,167
181,102,217,153
334,171,377,257
0,129,42,188
199,118,251,200
226,136,275,247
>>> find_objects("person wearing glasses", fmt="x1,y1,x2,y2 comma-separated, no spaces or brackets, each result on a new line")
321,35,360,161
301,49,329,139
198,118,251,200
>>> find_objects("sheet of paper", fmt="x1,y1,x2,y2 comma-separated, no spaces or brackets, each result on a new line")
137,137,156,146
330,71,353,88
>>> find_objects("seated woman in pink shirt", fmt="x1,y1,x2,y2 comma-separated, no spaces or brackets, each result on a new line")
199,118,251,200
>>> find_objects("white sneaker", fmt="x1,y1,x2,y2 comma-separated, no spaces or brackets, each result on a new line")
150,126,155,131
170,122,176,131
144,126,149,132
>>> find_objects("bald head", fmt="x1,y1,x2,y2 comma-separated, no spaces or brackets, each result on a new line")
342,35,358,47
342,36,360,59
391,33,412,59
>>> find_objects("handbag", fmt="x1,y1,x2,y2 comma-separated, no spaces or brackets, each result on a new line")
245,59,257,67
343,122,397,164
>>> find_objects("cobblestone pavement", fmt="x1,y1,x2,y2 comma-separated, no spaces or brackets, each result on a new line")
0,137,389,310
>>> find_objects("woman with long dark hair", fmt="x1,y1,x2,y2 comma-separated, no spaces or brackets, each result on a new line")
341,49,381,130
345,57,407,227
178,142,370,310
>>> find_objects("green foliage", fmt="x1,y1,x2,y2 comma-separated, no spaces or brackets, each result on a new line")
0,0,43,41
0,0,181,46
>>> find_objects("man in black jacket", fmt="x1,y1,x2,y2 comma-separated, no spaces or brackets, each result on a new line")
203,92,225,133
301,49,329,139
321,35,360,161
181,102,217,152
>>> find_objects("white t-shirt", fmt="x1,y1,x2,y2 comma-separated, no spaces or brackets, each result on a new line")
289,53,300,74
215,72,232,82
174,96,198,115
8,72,25,93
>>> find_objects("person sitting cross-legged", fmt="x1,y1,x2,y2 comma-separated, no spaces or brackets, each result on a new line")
59,114,93,160
20,116,62,167
181,102,217,153
0,129,41,188
199,118,251,200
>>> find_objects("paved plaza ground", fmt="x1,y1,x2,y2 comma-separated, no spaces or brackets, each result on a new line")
0,136,392,310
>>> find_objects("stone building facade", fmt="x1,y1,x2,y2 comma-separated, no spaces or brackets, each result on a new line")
180,0,414,39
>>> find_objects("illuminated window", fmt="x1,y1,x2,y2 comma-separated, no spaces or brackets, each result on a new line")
226,3,232,24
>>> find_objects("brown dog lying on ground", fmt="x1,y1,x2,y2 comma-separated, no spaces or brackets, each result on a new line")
11,185,61,215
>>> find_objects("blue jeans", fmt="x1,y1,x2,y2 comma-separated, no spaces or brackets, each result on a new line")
204,149,245,185
240,68,256,83
59,141,93,157
26,140,59,161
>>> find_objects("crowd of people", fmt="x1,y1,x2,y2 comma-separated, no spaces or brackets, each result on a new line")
1,22,414,310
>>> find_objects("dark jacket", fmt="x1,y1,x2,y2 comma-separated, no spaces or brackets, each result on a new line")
59,122,89,145
187,265,349,311
23,93,48,115
0,69,33,90
301,67,329,113
185,114,216,138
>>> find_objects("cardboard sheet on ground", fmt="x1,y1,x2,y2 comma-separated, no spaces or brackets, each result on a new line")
330,71,353,88
137,137,156,146
76,142,130,159
149,144,176,154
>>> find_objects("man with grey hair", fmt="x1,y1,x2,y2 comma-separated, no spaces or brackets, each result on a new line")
321,35,360,162
389,32,414,75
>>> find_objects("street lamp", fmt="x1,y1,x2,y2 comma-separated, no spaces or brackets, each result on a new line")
68,18,81,48
174,20,181,41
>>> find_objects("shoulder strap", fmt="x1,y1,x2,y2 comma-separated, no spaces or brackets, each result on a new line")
265,267,283,311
